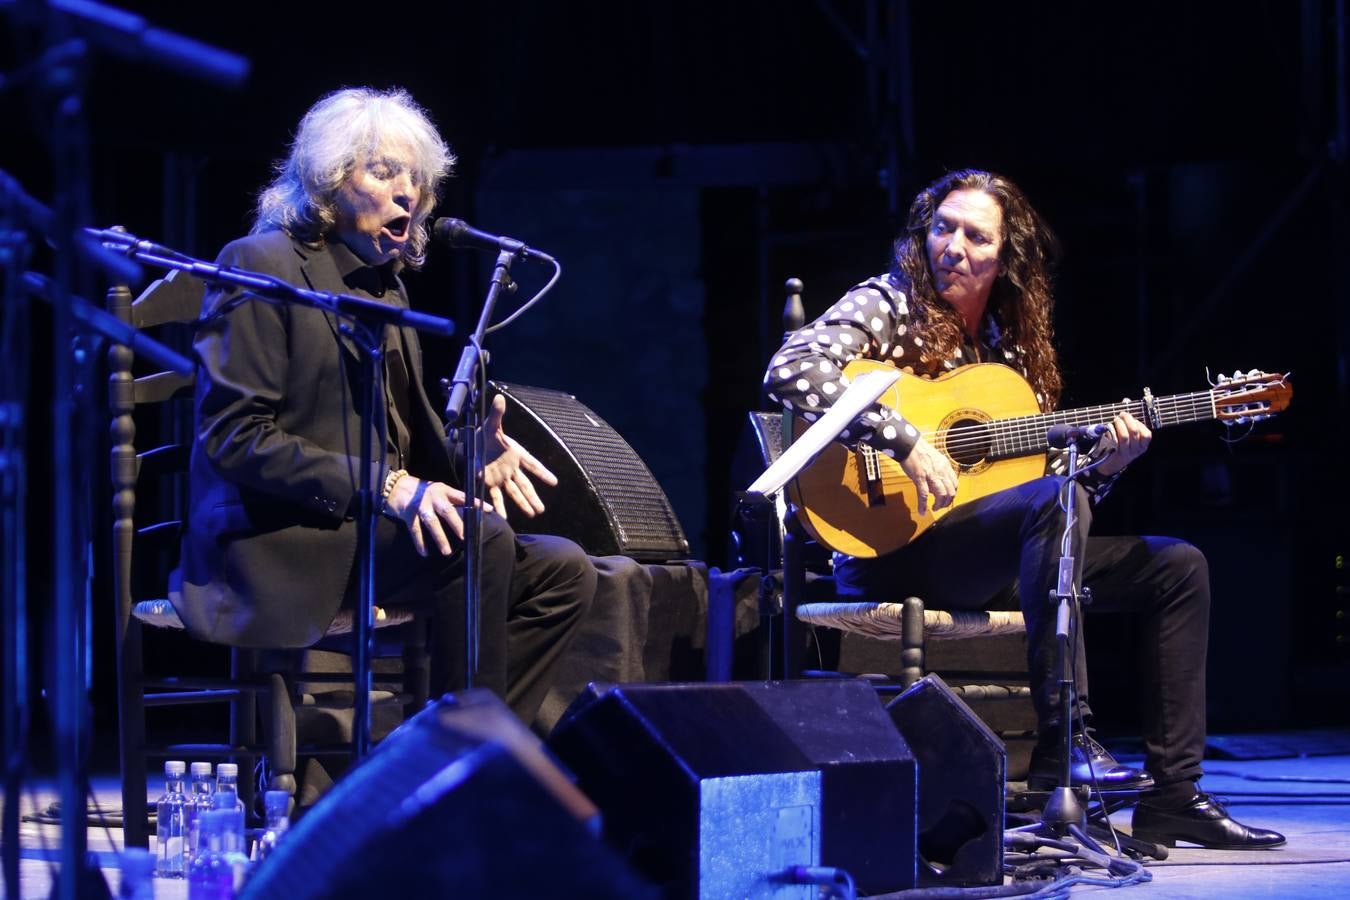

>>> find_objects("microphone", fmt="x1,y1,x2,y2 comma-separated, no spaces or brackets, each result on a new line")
1046,422,1109,449
432,217,554,263
0,169,142,284
4,0,250,87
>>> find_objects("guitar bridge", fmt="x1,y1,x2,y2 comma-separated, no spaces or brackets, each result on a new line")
855,445,886,507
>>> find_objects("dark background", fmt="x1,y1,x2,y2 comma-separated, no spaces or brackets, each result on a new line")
3,0,1347,770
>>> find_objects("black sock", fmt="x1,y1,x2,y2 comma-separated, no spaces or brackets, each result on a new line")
1141,779,1199,809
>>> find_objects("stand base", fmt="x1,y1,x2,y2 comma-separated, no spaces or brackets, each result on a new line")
1006,783,1170,861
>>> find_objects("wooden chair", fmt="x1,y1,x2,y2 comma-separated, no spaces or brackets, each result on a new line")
108,268,427,848
743,410,1031,699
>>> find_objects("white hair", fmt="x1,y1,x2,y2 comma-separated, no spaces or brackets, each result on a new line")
252,87,455,269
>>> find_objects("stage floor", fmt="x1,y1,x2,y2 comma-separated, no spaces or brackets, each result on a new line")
8,742,1350,898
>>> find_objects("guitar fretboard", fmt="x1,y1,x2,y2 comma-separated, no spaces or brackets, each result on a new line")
985,390,1218,459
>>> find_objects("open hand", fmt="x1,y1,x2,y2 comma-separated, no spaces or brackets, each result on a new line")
384,476,491,556
481,393,559,517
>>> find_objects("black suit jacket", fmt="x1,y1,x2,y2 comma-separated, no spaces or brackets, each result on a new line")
176,229,454,647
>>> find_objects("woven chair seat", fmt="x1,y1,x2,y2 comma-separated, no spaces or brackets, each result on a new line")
132,597,414,635
796,601,1025,641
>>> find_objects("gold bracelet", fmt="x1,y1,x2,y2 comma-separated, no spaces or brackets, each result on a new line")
379,468,409,515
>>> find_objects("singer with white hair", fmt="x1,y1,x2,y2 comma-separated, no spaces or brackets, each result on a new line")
177,86,596,732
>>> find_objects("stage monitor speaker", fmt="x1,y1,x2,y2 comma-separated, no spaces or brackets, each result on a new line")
239,689,653,900
491,381,689,562
886,674,1006,887
547,680,917,898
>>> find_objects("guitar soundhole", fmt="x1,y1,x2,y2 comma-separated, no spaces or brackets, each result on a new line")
944,418,992,469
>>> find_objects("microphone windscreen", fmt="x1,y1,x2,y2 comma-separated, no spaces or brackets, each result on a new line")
432,217,464,244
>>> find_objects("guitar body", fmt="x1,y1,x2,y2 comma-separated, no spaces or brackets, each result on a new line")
786,361,1048,558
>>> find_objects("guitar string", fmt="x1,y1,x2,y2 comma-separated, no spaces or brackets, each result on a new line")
883,386,1272,456
848,385,1280,489
917,391,1216,454
868,388,1207,486
842,381,1281,485
854,396,1185,484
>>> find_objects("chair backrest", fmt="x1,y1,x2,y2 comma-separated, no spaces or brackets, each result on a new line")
747,410,786,467
108,268,204,634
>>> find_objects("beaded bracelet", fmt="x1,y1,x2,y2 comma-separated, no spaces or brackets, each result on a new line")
379,468,409,516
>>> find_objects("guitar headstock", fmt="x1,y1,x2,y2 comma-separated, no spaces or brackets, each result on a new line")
1211,369,1292,424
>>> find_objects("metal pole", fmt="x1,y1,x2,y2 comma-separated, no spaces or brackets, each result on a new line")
1,186,33,900
351,341,382,760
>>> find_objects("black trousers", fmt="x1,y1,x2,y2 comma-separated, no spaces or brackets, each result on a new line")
349,513,596,729
834,475,1209,788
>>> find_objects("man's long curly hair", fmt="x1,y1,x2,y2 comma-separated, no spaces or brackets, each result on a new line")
891,168,1063,410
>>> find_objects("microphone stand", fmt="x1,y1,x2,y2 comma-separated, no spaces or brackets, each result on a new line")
39,30,114,900
1,170,35,900
1013,431,1165,868
0,4,245,895
96,231,454,761
1040,435,1089,838
444,249,517,690
1001,435,1134,878
346,319,385,762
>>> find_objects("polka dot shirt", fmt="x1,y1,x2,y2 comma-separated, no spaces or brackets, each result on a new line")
763,272,1122,502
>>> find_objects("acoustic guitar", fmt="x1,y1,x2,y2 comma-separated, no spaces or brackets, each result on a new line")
785,361,1292,558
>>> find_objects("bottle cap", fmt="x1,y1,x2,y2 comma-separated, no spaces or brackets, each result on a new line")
190,761,213,777
164,760,186,776
263,790,290,817
216,763,238,778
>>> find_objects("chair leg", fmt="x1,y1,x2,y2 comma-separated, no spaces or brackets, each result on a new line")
899,596,925,690
780,527,807,678
401,618,430,717
117,616,149,848
262,671,298,810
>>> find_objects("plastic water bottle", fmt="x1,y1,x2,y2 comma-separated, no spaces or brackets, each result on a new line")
155,759,187,877
251,790,291,865
187,809,239,899
214,762,247,837
185,761,215,863
120,846,156,899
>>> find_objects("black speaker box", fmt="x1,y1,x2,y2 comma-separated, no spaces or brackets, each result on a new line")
885,674,1006,887
492,381,689,561
239,689,653,899
548,680,918,897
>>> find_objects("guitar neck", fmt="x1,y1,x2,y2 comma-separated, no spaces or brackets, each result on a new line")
989,390,1218,458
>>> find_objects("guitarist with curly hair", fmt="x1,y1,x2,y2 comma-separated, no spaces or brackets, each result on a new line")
764,168,1285,850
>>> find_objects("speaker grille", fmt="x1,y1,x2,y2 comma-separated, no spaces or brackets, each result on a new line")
492,382,689,561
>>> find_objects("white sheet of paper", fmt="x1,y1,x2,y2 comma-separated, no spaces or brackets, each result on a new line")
747,367,902,496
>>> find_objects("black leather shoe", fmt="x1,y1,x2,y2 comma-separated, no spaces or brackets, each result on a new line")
1026,732,1154,792
1132,793,1286,849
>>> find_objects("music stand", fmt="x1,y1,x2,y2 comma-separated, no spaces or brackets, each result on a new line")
746,368,902,498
